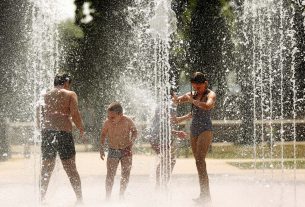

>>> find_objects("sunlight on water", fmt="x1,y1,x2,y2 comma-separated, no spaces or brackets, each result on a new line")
0,0,304,207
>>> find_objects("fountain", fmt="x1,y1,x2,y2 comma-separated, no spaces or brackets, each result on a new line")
0,0,66,206
117,0,178,188
0,0,305,207
225,0,305,206
233,0,302,169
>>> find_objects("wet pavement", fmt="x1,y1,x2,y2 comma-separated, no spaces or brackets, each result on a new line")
0,151,304,207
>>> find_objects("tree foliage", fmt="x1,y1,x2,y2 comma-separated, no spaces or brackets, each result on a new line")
172,0,232,120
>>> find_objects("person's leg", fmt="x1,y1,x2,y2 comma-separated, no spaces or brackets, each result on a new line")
61,156,83,202
57,131,82,202
40,159,56,200
192,131,213,201
40,130,57,201
106,158,120,200
150,143,161,187
161,145,175,185
170,145,176,174
120,155,132,198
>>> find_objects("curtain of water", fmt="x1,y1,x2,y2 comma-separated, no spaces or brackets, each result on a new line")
248,0,258,171
266,8,274,176
149,0,176,188
154,39,172,186
288,4,298,206
25,0,61,204
241,0,298,186
278,2,286,205
125,0,176,189
237,1,302,205
279,0,285,177
257,4,266,172
116,1,157,126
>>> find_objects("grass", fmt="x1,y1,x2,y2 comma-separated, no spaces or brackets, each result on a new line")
201,142,305,169
206,143,305,159
228,160,305,169
136,142,305,161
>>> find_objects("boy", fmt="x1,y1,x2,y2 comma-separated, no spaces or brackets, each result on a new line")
99,102,137,200
148,90,191,187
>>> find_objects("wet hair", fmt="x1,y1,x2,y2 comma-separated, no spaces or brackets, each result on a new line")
170,87,176,97
107,102,123,114
190,72,207,84
54,73,72,86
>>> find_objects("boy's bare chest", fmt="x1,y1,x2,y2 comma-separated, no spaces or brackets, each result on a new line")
108,123,130,137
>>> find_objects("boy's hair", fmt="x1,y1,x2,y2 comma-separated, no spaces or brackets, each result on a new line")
107,102,123,114
190,72,207,84
54,73,72,86
170,87,177,97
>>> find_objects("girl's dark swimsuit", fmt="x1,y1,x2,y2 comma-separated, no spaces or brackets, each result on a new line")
190,90,213,137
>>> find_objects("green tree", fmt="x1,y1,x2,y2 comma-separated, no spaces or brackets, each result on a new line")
73,0,135,147
0,0,29,159
172,0,232,121
74,0,133,106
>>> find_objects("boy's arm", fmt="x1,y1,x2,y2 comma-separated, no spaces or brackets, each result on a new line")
130,120,137,143
175,92,192,104
99,121,108,160
171,112,192,124
172,130,188,139
36,104,41,129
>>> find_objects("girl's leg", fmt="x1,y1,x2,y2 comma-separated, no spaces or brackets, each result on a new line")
191,131,213,201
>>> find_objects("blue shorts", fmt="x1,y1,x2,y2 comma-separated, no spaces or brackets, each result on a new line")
108,146,132,160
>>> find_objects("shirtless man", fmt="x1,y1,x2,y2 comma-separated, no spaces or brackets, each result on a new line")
39,74,85,203
99,102,137,200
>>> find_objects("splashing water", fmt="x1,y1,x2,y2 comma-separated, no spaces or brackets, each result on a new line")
231,0,304,206
1,0,305,207
23,0,63,205
121,0,177,188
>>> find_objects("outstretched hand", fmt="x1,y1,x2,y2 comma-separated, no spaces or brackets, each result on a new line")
186,93,194,103
79,130,88,144
172,92,178,104
176,131,188,139
186,112,192,119
100,147,105,160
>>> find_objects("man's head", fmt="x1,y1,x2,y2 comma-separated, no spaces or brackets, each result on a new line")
190,72,208,92
107,102,123,123
54,73,72,86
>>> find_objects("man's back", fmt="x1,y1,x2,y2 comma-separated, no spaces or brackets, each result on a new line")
43,88,73,132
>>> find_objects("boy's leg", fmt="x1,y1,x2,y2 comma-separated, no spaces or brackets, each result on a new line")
120,156,132,198
106,158,120,200
169,145,177,176
61,155,83,202
150,143,161,187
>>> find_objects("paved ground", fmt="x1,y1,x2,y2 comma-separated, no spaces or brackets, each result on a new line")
0,149,305,207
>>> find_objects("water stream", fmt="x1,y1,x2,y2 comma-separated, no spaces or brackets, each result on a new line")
0,0,304,206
